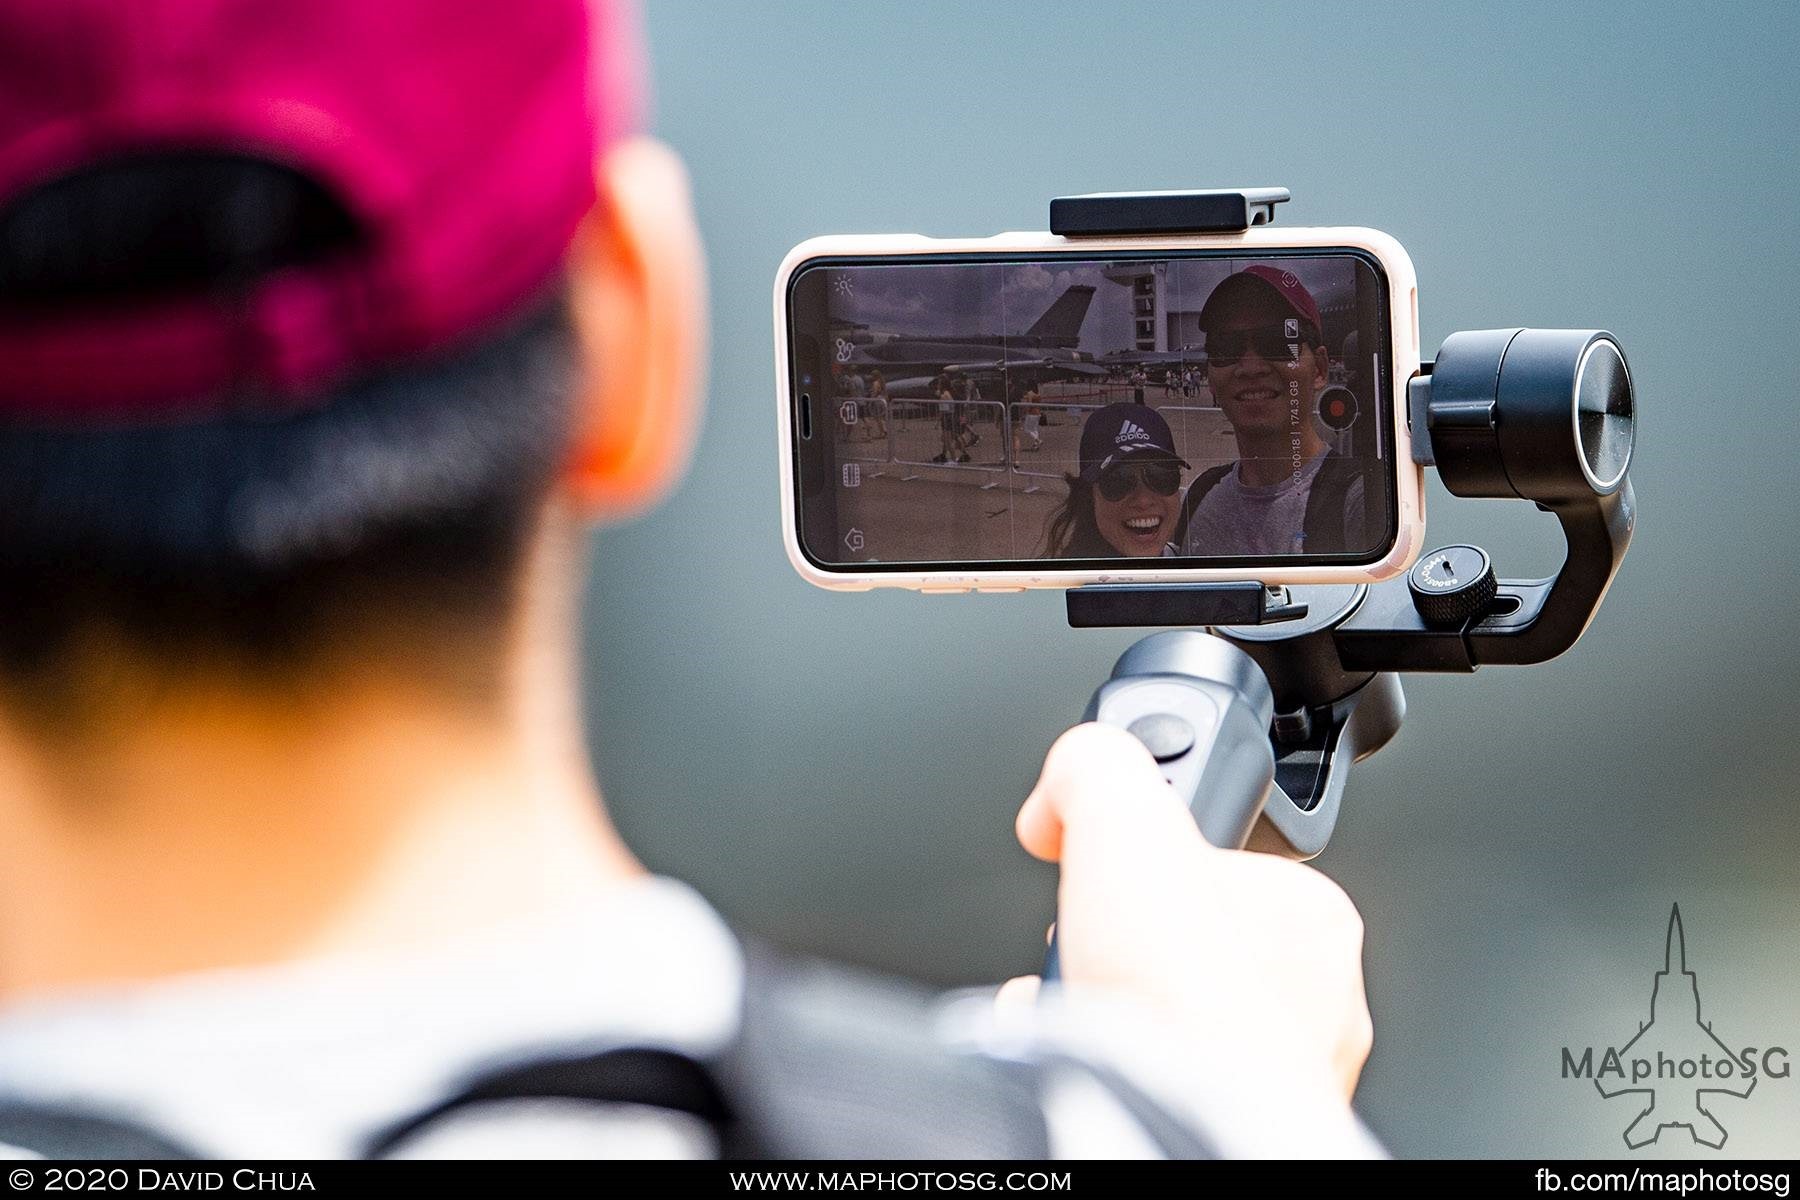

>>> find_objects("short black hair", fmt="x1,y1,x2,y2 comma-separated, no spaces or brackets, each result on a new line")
0,154,579,714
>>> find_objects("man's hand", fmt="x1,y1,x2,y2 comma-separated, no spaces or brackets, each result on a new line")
1011,722,1373,1104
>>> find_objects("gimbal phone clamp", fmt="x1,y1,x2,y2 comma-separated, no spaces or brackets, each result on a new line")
1040,190,1635,977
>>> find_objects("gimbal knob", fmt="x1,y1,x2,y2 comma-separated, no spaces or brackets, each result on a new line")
1408,545,1497,627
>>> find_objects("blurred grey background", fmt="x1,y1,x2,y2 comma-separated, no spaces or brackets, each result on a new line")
589,0,1800,1157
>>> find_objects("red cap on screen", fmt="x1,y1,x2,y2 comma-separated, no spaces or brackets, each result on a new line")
0,0,642,419
1197,264,1323,334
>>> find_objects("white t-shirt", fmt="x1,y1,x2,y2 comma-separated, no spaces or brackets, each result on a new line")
0,877,1382,1160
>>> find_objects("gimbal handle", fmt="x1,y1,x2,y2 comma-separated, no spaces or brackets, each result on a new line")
1043,631,1277,984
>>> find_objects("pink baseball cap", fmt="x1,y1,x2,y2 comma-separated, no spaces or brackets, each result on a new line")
0,0,642,419
1197,264,1323,334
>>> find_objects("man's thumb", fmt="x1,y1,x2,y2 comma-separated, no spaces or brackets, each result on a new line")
1016,722,1208,869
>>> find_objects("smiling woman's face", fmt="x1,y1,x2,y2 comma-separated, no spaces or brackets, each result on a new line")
1092,462,1180,556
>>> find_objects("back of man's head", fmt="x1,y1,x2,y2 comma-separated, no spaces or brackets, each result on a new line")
0,0,656,727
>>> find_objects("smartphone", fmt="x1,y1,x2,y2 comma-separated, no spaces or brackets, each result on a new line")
775,227,1424,592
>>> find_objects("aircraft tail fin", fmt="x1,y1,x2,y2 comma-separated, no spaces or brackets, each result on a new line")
1024,285,1096,345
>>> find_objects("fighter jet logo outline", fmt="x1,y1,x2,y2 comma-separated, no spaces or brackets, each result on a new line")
1593,905,1754,1150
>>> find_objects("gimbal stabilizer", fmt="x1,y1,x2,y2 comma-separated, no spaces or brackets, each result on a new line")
1043,188,1635,975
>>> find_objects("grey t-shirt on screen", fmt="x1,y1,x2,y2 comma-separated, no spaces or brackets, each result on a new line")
1180,454,1364,557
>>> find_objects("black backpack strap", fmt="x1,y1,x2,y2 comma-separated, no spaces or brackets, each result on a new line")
0,944,1212,1160
1301,452,1372,554
723,945,1217,1158
363,1046,744,1158
1172,462,1232,551
1301,453,1352,553
0,1054,741,1160
0,1103,201,1159
362,942,1050,1160
716,942,1051,1159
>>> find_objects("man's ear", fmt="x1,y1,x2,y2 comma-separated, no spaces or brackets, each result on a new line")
560,137,708,519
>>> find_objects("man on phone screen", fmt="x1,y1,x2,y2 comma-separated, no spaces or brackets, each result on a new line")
1177,267,1369,558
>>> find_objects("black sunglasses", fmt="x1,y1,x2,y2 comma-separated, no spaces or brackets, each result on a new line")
1096,460,1182,502
1205,324,1311,368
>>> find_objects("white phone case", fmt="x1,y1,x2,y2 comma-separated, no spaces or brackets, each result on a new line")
774,226,1425,593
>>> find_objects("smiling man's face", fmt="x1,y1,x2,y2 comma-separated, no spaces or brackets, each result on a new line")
1204,293,1328,441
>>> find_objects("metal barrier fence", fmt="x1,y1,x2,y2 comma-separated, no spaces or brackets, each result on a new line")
1005,400,1092,493
839,397,1011,489
835,395,1229,496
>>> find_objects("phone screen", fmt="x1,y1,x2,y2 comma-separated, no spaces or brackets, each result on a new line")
787,249,1395,572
